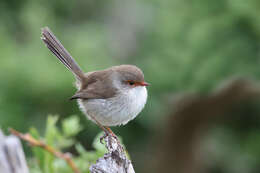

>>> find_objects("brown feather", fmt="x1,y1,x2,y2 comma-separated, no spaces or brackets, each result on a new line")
41,27,85,81
71,69,118,100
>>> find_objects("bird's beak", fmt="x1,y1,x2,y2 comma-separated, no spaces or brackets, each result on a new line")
139,81,150,86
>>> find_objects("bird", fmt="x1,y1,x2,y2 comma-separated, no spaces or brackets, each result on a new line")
41,27,149,137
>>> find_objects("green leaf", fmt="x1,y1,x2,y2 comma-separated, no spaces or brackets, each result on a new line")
62,115,82,137
29,127,45,171
27,115,129,173
45,115,59,146
92,132,107,154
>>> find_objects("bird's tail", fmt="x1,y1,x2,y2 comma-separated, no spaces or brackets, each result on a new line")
41,27,85,81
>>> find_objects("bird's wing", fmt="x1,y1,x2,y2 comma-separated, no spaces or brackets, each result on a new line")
70,70,118,100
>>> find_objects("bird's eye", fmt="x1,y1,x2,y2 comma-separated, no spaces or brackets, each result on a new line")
128,81,135,85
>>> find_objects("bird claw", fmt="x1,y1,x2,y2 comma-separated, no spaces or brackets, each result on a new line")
100,132,108,144
99,131,125,152
99,131,118,143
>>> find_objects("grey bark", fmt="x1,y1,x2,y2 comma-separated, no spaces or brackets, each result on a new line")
90,135,135,173
0,130,29,173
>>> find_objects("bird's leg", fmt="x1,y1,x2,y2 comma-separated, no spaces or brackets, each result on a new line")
87,115,123,151
96,123,124,151
104,126,117,138
93,119,110,135
87,115,111,143
104,126,124,152
99,127,118,144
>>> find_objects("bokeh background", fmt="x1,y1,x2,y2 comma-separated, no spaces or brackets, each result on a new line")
1,0,260,172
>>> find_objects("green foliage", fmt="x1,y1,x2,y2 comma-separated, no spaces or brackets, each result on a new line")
28,115,106,173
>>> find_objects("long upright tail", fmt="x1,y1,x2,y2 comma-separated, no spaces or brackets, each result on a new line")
41,27,85,81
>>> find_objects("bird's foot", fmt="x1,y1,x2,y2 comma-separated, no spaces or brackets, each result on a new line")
99,130,118,144
99,133,107,144
99,127,124,152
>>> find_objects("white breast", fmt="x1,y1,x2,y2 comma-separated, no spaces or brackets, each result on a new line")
78,86,148,126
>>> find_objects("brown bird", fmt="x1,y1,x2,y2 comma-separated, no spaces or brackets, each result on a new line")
41,27,149,137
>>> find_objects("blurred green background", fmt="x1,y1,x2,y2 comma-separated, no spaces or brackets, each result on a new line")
1,0,260,172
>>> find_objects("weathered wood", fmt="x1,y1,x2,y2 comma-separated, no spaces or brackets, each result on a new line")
90,135,135,173
0,130,29,173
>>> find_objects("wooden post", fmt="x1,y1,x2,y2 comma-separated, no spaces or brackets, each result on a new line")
90,135,135,173
0,130,29,173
